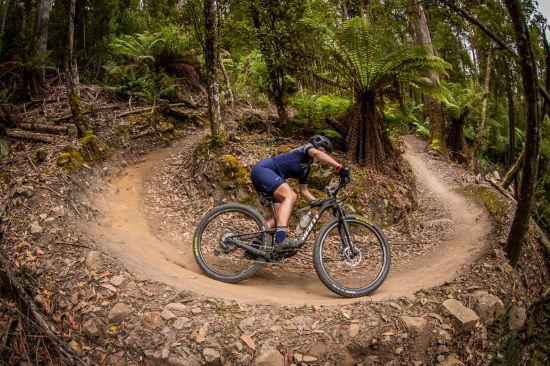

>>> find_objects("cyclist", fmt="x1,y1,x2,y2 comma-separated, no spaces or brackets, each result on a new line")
250,135,350,252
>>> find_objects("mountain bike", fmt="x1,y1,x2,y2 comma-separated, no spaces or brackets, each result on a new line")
192,174,391,297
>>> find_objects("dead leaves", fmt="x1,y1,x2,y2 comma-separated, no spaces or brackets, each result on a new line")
189,326,207,343
100,283,118,293
240,335,255,350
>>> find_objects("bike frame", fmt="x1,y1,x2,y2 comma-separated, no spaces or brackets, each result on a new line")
227,179,358,260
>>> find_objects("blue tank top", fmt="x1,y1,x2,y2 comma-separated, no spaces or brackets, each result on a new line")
271,144,315,184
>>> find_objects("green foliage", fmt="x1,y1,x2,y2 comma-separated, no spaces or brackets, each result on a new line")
323,18,451,101
105,26,196,103
411,118,430,138
319,129,342,139
229,51,271,107
289,91,351,127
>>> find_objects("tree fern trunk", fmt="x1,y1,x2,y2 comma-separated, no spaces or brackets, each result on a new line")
345,97,392,171
446,110,470,164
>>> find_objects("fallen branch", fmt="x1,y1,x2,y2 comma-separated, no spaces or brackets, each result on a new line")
117,106,154,118
6,129,55,143
18,123,68,134
486,175,516,202
0,250,90,365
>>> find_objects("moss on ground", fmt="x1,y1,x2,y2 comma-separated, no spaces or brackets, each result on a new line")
455,185,509,221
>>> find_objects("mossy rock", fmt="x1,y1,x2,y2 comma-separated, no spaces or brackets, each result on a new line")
0,135,10,162
218,155,250,186
455,185,508,221
307,165,333,191
160,121,175,134
80,130,111,162
34,149,47,162
56,146,84,173
190,112,205,127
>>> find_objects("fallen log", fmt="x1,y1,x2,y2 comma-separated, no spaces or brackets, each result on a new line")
6,129,55,143
18,123,68,134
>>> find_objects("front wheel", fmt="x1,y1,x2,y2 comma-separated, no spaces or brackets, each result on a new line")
313,215,390,297
193,204,268,283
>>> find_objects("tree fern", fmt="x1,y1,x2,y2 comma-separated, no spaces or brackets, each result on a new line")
307,17,451,170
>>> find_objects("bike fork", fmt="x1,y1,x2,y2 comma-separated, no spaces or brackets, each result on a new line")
337,215,359,256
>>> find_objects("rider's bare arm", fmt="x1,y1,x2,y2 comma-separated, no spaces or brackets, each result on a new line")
308,148,341,169
299,184,315,202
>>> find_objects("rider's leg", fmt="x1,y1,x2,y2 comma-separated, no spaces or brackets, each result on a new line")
272,183,297,244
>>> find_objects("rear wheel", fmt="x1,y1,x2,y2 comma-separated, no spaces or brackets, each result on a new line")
193,204,268,282
313,215,390,297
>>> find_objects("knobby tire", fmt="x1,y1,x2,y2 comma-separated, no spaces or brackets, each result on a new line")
313,215,391,297
193,204,267,283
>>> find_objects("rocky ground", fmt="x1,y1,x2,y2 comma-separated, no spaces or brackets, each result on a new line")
0,87,549,365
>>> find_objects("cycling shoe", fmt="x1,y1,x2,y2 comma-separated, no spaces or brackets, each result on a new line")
274,237,304,252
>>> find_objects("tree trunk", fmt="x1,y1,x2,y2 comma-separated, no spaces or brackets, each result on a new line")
504,58,516,169
219,52,234,109
409,0,446,153
203,0,222,137
473,43,493,168
34,0,52,84
436,0,550,107
0,0,10,53
503,0,542,267
64,0,88,137
340,0,348,21
249,1,290,132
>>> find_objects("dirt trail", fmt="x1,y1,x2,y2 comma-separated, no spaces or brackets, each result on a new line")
85,135,492,305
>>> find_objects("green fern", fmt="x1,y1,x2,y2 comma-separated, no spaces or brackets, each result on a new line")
305,17,451,168
411,118,430,138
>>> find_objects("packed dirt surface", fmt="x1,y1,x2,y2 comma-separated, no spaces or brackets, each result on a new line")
84,134,492,305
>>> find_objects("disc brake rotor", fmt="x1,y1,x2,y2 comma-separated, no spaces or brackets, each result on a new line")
342,247,362,267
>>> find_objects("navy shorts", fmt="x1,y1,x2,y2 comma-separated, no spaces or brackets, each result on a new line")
250,158,284,203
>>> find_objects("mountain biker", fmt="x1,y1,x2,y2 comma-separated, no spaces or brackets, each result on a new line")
250,135,350,252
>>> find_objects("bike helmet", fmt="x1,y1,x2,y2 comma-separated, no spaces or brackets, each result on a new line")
309,135,333,153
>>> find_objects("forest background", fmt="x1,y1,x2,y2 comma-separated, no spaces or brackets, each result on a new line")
1,0,550,364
